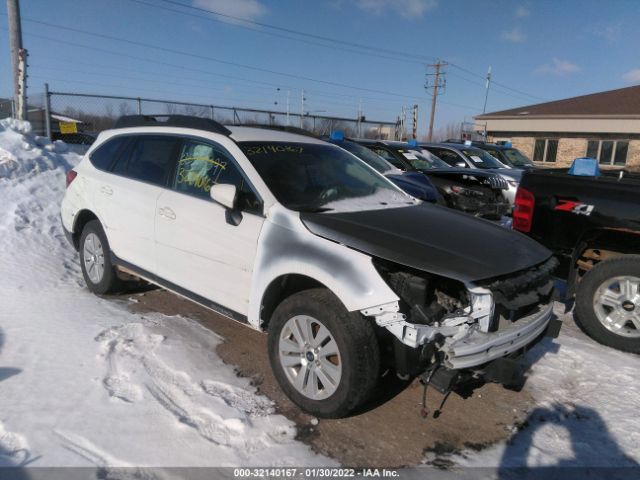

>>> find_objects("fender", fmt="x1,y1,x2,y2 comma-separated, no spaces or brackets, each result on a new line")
247,204,399,328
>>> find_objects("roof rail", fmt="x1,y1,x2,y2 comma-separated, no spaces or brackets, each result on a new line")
228,123,318,138
113,115,231,136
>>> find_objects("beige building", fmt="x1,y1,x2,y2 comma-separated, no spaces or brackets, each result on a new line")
475,85,640,169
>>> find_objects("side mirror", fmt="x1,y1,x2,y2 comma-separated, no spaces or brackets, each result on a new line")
210,183,237,210
455,161,467,168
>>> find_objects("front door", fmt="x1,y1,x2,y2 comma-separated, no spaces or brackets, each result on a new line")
155,138,265,318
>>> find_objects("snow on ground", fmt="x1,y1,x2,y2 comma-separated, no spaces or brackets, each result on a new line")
1,118,639,473
0,120,331,468
428,303,640,472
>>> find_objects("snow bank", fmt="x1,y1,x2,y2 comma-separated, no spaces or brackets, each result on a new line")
0,130,331,467
0,118,76,180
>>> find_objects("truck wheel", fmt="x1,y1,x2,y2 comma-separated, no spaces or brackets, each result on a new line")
575,255,640,353
79,220,122,295
268,288,381,418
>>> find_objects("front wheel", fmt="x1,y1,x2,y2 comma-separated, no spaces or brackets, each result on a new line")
575,255,640,353
268,288,381,418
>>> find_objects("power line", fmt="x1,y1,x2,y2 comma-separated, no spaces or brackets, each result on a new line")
135,0,544,103
145,0,433,63
127,0,429,66
448,63,545,102
11,14,428,101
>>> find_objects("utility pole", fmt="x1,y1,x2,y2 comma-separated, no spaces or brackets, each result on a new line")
425,61,447,142
412,104,418,140
286,89,290,126
482,66,492,114
357,98,363,137
300,89,305,128
7,0,27,120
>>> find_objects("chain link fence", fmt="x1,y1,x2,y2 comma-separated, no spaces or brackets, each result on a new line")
28,89,400,143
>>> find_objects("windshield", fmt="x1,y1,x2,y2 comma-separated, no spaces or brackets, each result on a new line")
240,142,415,212
502,148,533,167
460,148,506,169
335,140,396,174
399,149,450,170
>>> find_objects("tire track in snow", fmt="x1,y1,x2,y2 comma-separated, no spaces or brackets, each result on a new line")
95,321,289,454
55,431,175,479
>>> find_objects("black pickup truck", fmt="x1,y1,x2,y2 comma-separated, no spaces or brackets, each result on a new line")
513,164,640,353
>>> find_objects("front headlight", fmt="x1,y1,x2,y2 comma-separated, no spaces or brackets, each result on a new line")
468,287,495,332
507,179,519,187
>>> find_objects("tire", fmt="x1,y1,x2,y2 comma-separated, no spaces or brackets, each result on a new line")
79,220,122,295
575,255,640,354
267,288,381,418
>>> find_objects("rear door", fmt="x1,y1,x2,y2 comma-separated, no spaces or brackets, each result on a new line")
155,137,265,318
94,134,180,273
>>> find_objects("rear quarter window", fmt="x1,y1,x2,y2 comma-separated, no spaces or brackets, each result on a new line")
89,136,130,171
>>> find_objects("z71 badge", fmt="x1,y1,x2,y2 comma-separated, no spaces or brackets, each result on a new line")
555,199,595,216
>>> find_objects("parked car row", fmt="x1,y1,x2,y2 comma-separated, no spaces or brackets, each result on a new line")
61,115,561,418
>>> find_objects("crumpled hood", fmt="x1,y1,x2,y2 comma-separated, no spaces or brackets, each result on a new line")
300,204,551,283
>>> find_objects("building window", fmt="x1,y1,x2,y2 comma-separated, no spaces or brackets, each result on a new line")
586,140,628,165
586,140,599,158
533,138,558,163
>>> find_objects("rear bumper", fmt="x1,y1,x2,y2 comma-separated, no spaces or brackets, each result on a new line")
441,303,556,370
61,216,76,250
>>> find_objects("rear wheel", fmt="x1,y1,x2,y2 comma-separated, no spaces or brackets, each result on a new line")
575,255,640,353
268,288,380,418
79,220,122,294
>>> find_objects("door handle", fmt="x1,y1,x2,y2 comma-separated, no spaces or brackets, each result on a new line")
158,207,176,220
100,186,113,195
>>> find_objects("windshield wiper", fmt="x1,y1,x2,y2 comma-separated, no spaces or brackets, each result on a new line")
292,205,335,213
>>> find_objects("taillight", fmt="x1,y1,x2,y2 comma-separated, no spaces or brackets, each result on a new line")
66,170,78,188
513,186,535,232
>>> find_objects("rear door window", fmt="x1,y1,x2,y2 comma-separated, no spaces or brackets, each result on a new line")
89,135,130,171
111,135,180,187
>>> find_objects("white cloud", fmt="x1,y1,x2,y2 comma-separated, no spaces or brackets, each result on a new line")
536,58,581,76
356,0,438,18
192,0,267,21
501,27,526,42
622,69,640,84
594,22,622,42
515,5,529,18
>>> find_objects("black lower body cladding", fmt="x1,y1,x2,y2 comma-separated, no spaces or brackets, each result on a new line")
477,256,558,324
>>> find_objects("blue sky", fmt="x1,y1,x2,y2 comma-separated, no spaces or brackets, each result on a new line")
1,0,639,136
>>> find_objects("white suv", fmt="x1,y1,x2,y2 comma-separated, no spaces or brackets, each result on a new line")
61,115,561,418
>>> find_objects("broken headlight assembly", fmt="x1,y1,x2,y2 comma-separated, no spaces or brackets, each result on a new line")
364,259,496,351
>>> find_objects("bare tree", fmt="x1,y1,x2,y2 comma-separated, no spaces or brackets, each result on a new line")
118,102,133,116
431,121,462,142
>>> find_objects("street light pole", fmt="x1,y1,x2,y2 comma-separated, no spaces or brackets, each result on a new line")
482,66,492,114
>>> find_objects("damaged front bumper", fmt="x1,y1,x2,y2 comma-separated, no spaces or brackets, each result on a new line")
362,300,560,371
441,303,556,369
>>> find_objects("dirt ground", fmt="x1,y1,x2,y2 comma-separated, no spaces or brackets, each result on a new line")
124,287,535,468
